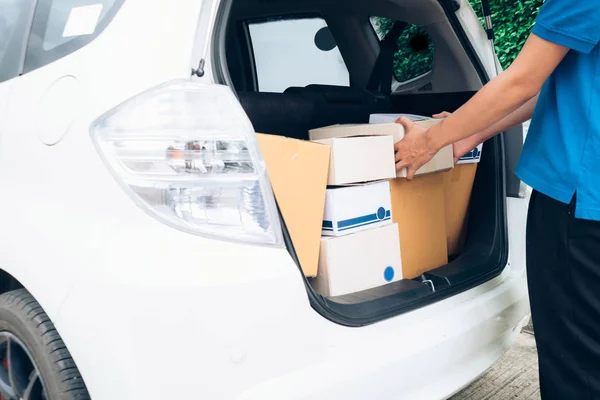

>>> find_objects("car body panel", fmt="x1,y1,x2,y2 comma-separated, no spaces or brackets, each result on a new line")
56,248,528,399
0,0,202,318
0,0,531,398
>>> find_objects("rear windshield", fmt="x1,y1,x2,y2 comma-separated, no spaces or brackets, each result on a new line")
24,0,125,73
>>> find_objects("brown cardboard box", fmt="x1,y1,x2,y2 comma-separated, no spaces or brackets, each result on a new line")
443,163,478,256
256,134,330,277
390,173,448,279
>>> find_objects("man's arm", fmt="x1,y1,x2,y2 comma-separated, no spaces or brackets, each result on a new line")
394,33,568,178
429,33,560,147
453,93,539,162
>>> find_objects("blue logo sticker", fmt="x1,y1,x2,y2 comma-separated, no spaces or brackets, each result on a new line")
377,207,386,220
460,146,481,161
384,266,395,282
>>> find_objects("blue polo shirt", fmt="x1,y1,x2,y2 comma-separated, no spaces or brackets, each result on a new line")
516,0,600,221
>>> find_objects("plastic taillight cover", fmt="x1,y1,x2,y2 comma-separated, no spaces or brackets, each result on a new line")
90,80,283,246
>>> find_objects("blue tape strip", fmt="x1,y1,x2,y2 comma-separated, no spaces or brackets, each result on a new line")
337,207,390,229
338,217,391,232
323,208,391,232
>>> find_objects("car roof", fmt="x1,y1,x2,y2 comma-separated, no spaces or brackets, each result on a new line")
229,0,447,27
224,0,484,93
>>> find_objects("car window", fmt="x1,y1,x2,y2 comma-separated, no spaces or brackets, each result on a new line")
24,0,124,74
0,0,36,83
248,16,350,93
370,17,434,83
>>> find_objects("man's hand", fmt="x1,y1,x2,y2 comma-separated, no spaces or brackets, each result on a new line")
394,116,440,180
433,111,479,165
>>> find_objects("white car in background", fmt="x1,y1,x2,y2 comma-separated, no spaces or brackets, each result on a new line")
0,0,530,399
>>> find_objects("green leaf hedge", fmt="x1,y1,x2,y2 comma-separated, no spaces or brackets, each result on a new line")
373,0,544,82
470,0,544,69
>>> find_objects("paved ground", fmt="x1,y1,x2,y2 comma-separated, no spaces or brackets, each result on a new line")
451,331,540,400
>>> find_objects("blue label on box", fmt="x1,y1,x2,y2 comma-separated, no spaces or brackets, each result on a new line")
459,146,481,162
322,209,391,232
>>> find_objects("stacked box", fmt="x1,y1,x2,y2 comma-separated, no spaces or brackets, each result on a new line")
258,114,481,298
309,122,454,296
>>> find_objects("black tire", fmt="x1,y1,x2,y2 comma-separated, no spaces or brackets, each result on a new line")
0,289,90,400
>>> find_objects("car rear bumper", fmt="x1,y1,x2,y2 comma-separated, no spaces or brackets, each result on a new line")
237,271,530,400
54,231,529,400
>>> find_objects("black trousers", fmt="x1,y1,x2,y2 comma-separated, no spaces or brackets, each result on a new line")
527,190,600,399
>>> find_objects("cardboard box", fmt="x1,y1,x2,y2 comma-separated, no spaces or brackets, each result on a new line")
369,113,482,164
256,133,330,277
443,163,478,256
390,173,448,279
322,181,392,236
309,123,454,178
312,224,402,297
313,135,396,185
369,113,441,125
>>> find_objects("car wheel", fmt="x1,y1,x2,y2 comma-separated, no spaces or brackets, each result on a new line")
0,289,90,400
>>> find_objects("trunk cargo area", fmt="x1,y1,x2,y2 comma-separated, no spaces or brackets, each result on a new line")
215,0,508,325
245,89,507,323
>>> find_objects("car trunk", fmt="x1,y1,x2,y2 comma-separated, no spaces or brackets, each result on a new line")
212,0,508,326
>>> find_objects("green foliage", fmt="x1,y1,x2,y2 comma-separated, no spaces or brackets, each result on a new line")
470,0,544,69
371,17,435,82
372,0,543,82
392,25,435,82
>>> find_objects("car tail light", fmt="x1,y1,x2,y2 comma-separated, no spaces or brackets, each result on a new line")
90,80,283,246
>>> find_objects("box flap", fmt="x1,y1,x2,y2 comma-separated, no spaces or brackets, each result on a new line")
256,133,330,277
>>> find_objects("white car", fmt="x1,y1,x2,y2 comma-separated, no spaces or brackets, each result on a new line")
0,0,530,399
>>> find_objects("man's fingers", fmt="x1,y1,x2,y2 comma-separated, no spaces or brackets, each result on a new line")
394,140,402,152
432,111,451,119
395,116,414,130
394,140,407,162
393,117,427,178
395,161,418,178
395,160,409,172
395,150,404,163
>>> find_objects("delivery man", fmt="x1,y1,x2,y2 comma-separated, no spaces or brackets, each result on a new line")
394,0,600,398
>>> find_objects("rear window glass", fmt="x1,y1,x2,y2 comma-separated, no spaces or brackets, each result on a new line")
0,0,36,83
24,0,125,73
248,16,350,93
370,17,435,83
